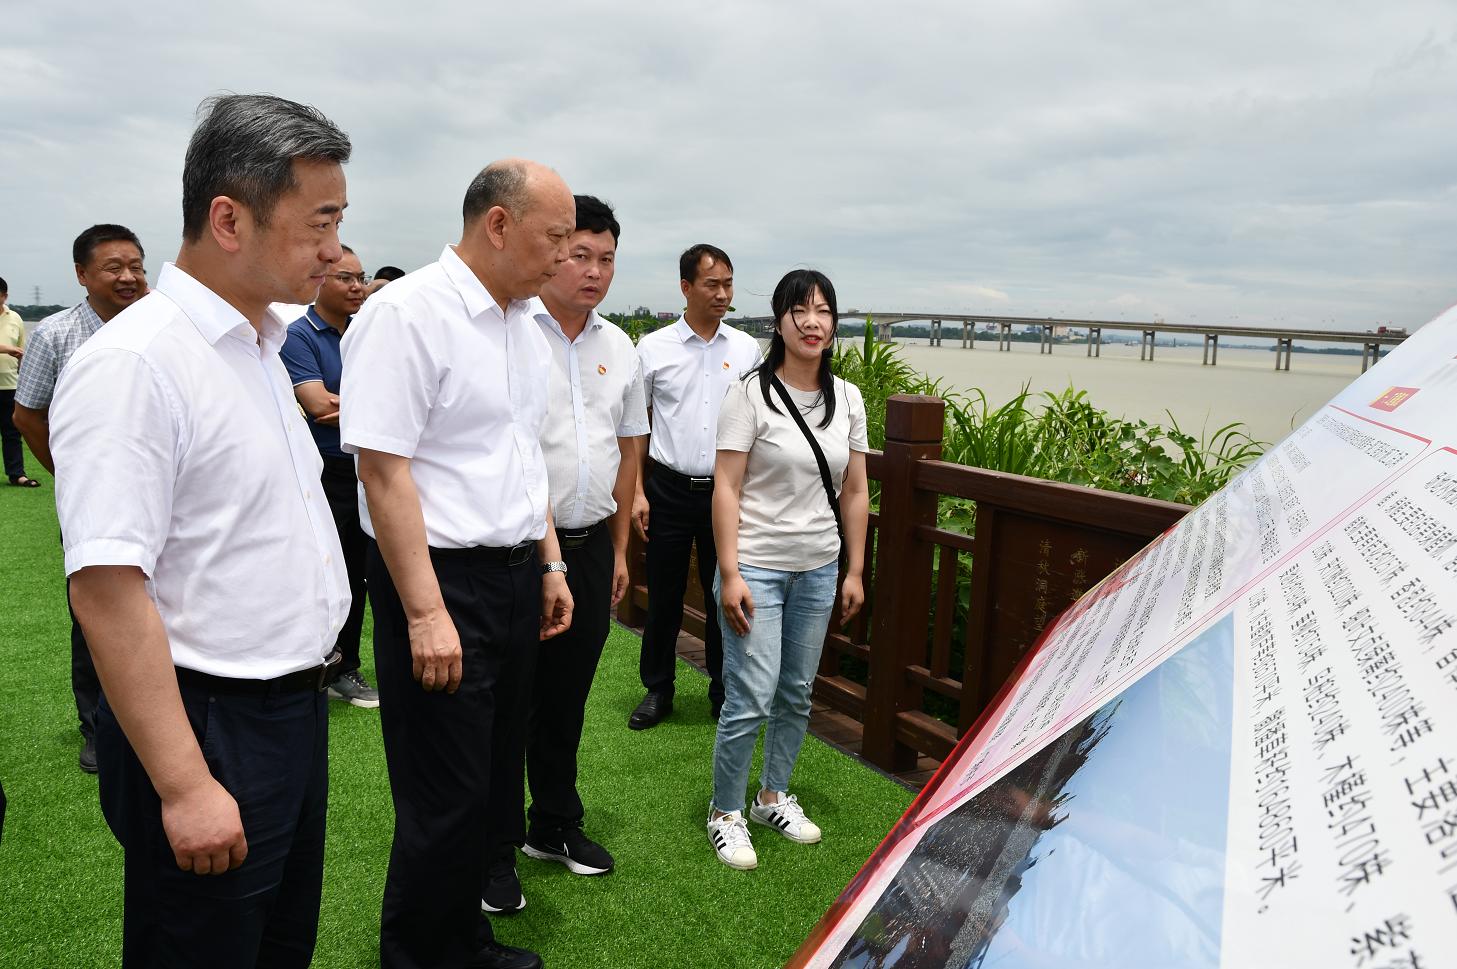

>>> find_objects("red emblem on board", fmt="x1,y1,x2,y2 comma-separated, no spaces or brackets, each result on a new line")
1370,386,1419,412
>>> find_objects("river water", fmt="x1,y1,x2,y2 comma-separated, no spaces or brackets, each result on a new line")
857,337,1370,448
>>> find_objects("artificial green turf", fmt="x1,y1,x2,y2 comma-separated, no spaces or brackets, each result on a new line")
0,451,913,968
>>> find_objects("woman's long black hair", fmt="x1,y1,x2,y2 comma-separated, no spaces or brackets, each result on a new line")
749,268,839,428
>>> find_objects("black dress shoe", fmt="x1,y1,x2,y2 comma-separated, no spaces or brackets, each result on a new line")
628,692,672,730
79,736,98,774
469,941,542,969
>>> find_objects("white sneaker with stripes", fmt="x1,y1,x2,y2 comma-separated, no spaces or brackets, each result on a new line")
750,793,822,844
707,811,758,870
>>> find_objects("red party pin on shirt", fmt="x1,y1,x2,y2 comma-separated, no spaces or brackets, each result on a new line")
598,364,607,375
722,360,731,370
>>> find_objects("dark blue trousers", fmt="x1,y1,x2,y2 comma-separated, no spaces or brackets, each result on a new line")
641,469,724,705
96,682,329,969
371,541,540,969
488,524,613,862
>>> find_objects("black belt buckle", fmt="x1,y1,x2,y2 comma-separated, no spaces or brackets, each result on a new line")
688,476,713,493
557,519,604,550
507,541,535,567
316,650,342,692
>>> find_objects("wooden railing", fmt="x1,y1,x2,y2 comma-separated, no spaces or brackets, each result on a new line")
616,394,1190,772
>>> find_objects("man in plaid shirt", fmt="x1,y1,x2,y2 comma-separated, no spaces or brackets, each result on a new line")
13,222,147,774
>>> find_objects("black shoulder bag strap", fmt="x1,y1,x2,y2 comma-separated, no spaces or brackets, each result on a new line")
770,375,845,563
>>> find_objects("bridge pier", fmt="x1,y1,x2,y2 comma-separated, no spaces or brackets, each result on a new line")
931,318,941,347
1202,333,1219,366
961,321,972,349
1274,338,1293,371
1039,324,1053,354
1140,329,1157,361
1086,326,1101,357
998,321,1013,351
877,322,893,344
1360,341,1383,373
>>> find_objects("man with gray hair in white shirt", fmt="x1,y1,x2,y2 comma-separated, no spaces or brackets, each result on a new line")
50,93,352,968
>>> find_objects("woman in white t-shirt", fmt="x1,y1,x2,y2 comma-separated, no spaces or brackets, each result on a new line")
705,269,870,870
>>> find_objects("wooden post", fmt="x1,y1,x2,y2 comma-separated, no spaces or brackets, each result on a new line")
862,394,945,771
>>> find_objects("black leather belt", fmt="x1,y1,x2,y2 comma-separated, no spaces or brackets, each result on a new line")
431,540,537,567
556,519,606,550
176,650,341,696
658,466,714,493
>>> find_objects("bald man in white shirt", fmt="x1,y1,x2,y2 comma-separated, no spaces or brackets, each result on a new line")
341,159,574,969
482,195,647,913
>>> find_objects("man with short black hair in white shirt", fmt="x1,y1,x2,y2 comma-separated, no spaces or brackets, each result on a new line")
341,158,575,969
630,245,760,729
483,195,647,912
50,93,352,967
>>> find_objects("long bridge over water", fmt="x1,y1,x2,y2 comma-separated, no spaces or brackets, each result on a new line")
729,311,1408,373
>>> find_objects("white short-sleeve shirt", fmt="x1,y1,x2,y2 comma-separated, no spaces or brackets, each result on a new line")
717,374,868,573
340,245,552,548
637,317,760,477
49,263,351,679
533,302,649,530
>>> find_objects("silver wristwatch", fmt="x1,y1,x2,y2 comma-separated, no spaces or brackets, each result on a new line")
541,560,568,575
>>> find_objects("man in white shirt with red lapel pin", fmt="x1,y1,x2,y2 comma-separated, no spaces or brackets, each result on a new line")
630,244,760,729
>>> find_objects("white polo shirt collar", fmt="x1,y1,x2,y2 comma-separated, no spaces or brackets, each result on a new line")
441,244,523,325
159,262,289,354
536,305,606,344
673,315,728,346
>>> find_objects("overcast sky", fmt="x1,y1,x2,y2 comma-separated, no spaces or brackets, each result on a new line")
3,1,1454,330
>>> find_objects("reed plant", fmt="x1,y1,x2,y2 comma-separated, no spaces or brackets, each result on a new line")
832,336,1267,513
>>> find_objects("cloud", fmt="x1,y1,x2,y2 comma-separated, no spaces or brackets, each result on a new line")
945,284,1011,304
2,0,1455,332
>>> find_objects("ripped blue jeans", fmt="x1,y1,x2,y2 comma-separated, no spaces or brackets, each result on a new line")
711,560,838,815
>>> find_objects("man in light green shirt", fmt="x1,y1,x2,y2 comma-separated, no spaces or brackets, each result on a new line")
0,277,37,487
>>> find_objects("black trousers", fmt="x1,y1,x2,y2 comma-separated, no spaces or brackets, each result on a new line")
0,388,24,479
96,681,329,969
320,456,367,677
60,532,101,740
491,525,613,852
641,470,723,706
371,540,540,969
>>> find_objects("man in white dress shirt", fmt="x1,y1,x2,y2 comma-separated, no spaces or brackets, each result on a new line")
482,195,647,913
341,158,574,969
630,245,760,729
50,94,353,969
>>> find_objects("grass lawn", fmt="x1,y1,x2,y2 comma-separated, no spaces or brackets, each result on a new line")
0,450,912,968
